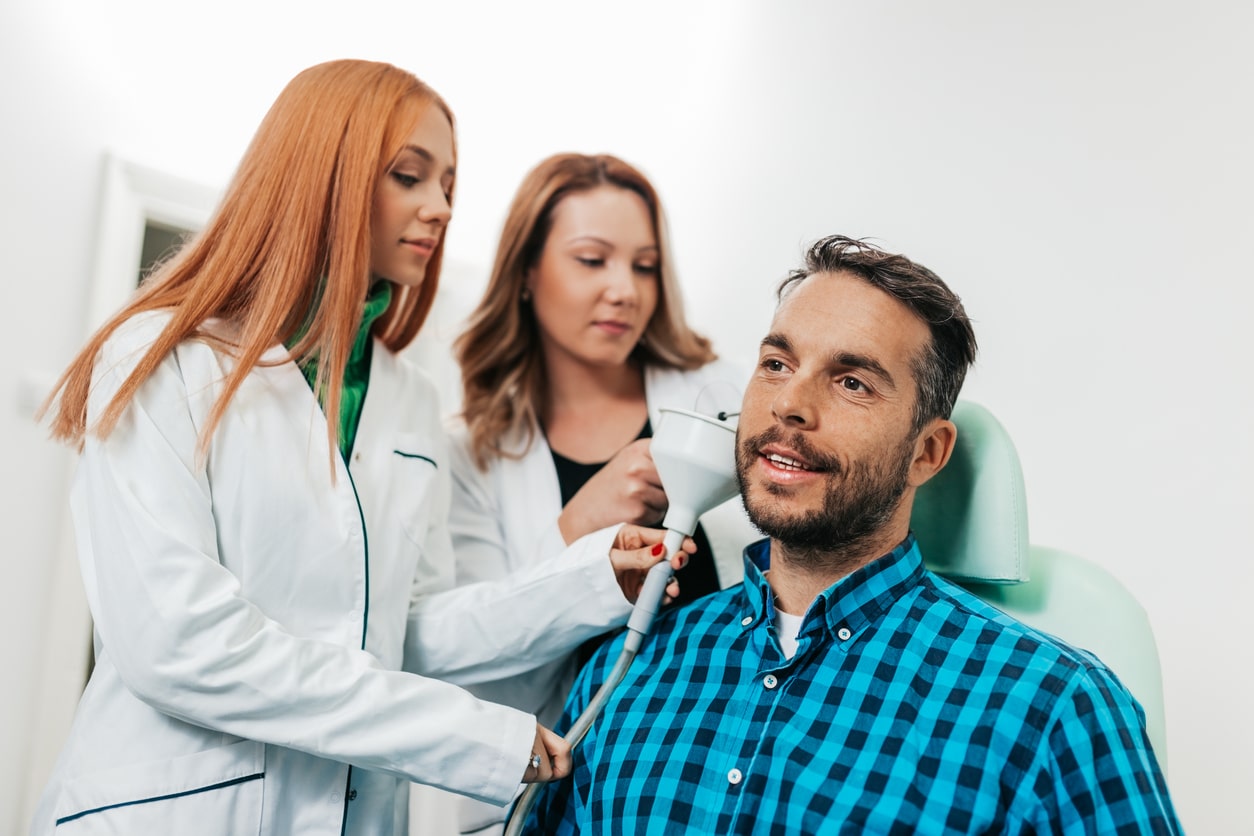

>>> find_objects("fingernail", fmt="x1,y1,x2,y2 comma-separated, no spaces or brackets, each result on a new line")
652,543,665,556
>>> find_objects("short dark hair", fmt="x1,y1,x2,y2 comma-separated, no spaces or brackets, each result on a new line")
778,235,978,431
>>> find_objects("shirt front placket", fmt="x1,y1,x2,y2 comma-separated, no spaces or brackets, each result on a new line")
712,605,818,832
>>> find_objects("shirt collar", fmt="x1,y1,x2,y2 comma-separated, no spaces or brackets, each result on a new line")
351,280,393,366
740,533,925,643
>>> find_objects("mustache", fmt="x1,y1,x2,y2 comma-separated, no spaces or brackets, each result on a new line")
738,424,841,473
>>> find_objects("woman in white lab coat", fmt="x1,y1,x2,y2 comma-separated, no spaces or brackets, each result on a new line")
31,62,683,836
448,154,758,834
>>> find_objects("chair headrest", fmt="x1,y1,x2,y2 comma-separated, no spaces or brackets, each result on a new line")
911,400,1030,584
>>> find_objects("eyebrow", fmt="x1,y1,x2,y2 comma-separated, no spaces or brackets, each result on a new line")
398,145,455,178
566,236,659,253
760,333,898,390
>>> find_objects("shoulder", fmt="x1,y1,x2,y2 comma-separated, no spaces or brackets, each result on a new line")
96,310,175,370
644,358,748,412
443,415,488,482
445,402,543,465
92,310,224,397
911,571,1132,708
645,357,747,390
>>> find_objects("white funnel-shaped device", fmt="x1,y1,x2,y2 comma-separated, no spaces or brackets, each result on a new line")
652,408,741,550
625,408,740,645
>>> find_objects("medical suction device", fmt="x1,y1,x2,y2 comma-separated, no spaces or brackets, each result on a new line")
504,407,740,834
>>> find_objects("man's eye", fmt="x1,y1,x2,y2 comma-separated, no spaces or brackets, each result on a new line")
841,377,866,392
762,359,786,372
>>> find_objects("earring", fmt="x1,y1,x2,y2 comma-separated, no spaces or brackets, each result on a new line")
521,287,532,303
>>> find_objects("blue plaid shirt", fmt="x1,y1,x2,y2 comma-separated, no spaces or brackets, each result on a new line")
525,535,1179,834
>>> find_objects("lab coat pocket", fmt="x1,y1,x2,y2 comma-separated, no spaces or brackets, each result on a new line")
53,739,266,834
392,432,440,547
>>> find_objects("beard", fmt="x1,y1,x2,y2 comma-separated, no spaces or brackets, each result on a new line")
736,424,914,559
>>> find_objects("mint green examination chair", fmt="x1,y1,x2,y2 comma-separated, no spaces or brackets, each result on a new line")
911,401,1168,770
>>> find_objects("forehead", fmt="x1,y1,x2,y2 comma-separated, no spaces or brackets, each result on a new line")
771,271,931,371
548,186,655,243
397,105,455,170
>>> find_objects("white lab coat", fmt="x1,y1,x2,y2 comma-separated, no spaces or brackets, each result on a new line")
446,359,760,833
32,312,635,836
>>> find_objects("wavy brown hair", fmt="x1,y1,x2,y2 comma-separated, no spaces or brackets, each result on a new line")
455,153,715,469
42,59,455,462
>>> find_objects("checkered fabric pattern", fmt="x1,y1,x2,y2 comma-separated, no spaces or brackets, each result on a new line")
524,536,1180,834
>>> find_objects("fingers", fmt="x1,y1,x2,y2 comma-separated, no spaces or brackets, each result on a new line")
612,527,698,559
521,724,572,783
609,541,667,576
612,523,677,551
668,548,690,572
523,725,570,783
612,524,656,551
522,728,549,783
609,542,670,603
540,725,572,780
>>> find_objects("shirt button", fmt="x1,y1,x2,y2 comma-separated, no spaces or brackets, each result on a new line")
727,768,743,785
763,674,778,690
354,452,362,462
741,616,753,627
347,789,358,801
330,792,341,804
837,626,852,641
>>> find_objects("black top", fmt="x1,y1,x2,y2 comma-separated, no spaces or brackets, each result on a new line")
550,418,722,666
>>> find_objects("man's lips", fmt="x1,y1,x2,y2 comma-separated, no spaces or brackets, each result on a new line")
762,452,815,472
751,440,838,487
758,444,820,472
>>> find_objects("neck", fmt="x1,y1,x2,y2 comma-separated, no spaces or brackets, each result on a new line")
766,515,911,616
542,352,646,414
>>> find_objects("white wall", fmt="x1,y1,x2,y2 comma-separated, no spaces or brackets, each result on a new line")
2,1,1250,832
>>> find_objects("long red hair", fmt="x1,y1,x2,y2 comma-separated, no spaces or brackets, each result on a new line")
42,59,455,458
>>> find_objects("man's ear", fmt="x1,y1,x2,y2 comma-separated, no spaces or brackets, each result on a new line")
908,418,956,488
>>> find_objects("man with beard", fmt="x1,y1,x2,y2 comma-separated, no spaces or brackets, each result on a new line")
522,235,1179,834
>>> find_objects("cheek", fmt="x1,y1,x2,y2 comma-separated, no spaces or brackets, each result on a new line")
737,382,773,426
641,283,660,320
536,275,591,316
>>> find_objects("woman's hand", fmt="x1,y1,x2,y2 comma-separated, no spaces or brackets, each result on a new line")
608,524,695,604
557,439,667,544
522,723,572,783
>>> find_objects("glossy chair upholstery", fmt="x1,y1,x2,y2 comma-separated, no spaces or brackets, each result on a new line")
911,401,1168,769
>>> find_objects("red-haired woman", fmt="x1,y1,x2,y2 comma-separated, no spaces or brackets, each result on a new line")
31,62,680,836
449,154,756,834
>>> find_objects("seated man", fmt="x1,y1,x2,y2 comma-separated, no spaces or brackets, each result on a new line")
523,235,1179,834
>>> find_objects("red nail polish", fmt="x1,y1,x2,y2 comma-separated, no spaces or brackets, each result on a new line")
652,543,665,556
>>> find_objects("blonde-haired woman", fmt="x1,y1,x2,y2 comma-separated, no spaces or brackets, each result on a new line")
32,63,680,836
450,153,755,835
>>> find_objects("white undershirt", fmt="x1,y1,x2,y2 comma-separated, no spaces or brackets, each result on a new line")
774,609,805,660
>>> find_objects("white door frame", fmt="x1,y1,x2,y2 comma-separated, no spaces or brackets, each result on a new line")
20,154,219,826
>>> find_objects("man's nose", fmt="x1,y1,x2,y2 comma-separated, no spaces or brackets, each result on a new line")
771,373,818,428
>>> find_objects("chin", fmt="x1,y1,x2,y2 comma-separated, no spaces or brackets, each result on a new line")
391,271,428,290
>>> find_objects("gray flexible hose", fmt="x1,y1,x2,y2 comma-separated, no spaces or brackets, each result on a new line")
503,645,638,835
